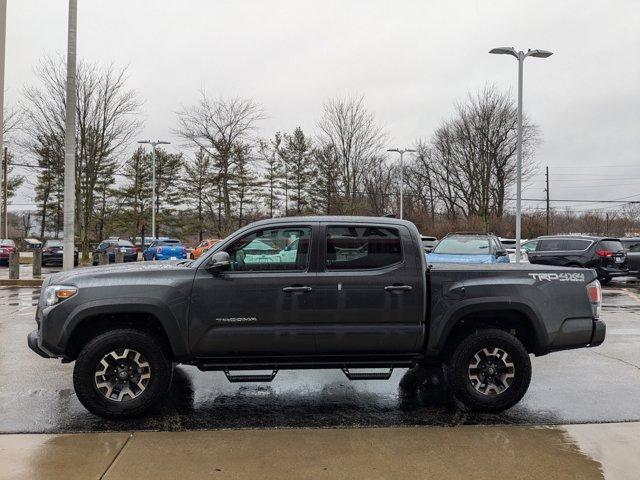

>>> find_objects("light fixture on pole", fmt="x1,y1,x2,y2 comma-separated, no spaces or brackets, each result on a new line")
138,140,170,239
489,46,552,263
387,148,416,220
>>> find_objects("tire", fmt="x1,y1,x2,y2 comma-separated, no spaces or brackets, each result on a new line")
73,329,173,419
445,329,531,412
599,276,612,286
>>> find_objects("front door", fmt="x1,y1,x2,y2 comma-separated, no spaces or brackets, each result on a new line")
311,223,423,354
188,224,318,356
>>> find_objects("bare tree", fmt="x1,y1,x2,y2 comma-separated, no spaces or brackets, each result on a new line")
175,93,264,234
420,86,539,222
362,158,395,216
21,56,141,255
317,96,387,210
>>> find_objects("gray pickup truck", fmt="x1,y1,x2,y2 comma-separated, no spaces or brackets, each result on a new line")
28,216,605,418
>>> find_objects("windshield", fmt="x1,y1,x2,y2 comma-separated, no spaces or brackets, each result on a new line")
0,239,15,246
432,236,491,255
598,240,624,252
118,240,134,247
45,240,63,248
157,239,181,246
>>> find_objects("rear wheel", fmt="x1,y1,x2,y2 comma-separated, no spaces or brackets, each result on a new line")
446,329,531,412
599,276,612,285
73,329,173,418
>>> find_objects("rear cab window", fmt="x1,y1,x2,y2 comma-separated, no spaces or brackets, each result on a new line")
325,225,402,270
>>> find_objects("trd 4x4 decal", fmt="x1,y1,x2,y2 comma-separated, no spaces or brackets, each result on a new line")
528,272,585,282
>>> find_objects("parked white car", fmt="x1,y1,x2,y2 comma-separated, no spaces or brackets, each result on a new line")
499,238,529,263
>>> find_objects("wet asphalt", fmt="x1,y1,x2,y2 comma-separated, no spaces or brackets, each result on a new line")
0,283,639,434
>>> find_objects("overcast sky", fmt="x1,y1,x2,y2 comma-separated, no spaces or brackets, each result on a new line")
4,0,640,213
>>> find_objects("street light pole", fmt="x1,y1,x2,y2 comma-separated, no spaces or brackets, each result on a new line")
387,148,416,219
63,0,78,271
138,140,170,239
2,146,7,239
0,1,6,239
489,47,552,263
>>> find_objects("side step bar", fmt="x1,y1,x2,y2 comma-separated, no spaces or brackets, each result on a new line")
341,367,393,381
223,369,279,383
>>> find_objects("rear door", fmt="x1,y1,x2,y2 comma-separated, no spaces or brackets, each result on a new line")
528,238,566,265
312,222,423,354
594,239,627,272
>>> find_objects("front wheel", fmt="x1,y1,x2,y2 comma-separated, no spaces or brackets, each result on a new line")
73,329,173,418
445,329,531,412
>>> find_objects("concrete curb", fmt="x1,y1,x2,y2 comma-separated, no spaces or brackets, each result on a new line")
0,278,43,287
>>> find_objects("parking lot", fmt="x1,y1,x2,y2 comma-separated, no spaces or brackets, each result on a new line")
1,282,639,434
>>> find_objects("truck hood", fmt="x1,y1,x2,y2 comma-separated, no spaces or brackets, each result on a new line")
427,253,495,264
48,260,193,286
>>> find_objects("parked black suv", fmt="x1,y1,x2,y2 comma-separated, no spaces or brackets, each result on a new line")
527,236,628,285
620,238,640,278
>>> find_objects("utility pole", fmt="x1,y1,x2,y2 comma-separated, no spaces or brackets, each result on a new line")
2,146,7,239
62,0,77,270
0,1,6,239
545,166,550,235
387,148,416,219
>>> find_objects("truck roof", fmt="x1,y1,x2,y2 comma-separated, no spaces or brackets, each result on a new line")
245,215,418,229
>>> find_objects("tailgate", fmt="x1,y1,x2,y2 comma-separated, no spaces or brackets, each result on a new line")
163,245,184,256
596,239,627,270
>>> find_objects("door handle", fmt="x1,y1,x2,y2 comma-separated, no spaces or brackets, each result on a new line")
384,285,413,292
282,286,313,293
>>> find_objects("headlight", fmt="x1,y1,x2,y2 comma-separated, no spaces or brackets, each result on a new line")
44,285,78,306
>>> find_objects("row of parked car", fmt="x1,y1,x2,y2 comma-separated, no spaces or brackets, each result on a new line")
423,232,637,285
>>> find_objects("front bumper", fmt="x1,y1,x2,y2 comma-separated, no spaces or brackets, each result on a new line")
28,330,52,358
589,319,606,347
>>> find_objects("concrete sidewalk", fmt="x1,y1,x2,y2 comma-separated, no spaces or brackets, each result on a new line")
1,422,639,480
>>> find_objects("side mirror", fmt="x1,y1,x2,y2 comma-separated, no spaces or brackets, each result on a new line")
496,250,508,258
206,251,231,274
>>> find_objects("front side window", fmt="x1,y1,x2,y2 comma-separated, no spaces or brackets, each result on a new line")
623,240,640,253
522,240,538,252
325,225,402,270
226,226,311,272
432,236,490,255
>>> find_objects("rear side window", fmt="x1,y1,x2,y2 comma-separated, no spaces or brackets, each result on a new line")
598,240,624,252
536,239,565,251
326,226,402,270
564,239,592,251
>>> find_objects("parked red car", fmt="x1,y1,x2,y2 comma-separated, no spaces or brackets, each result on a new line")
0,239,17,265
